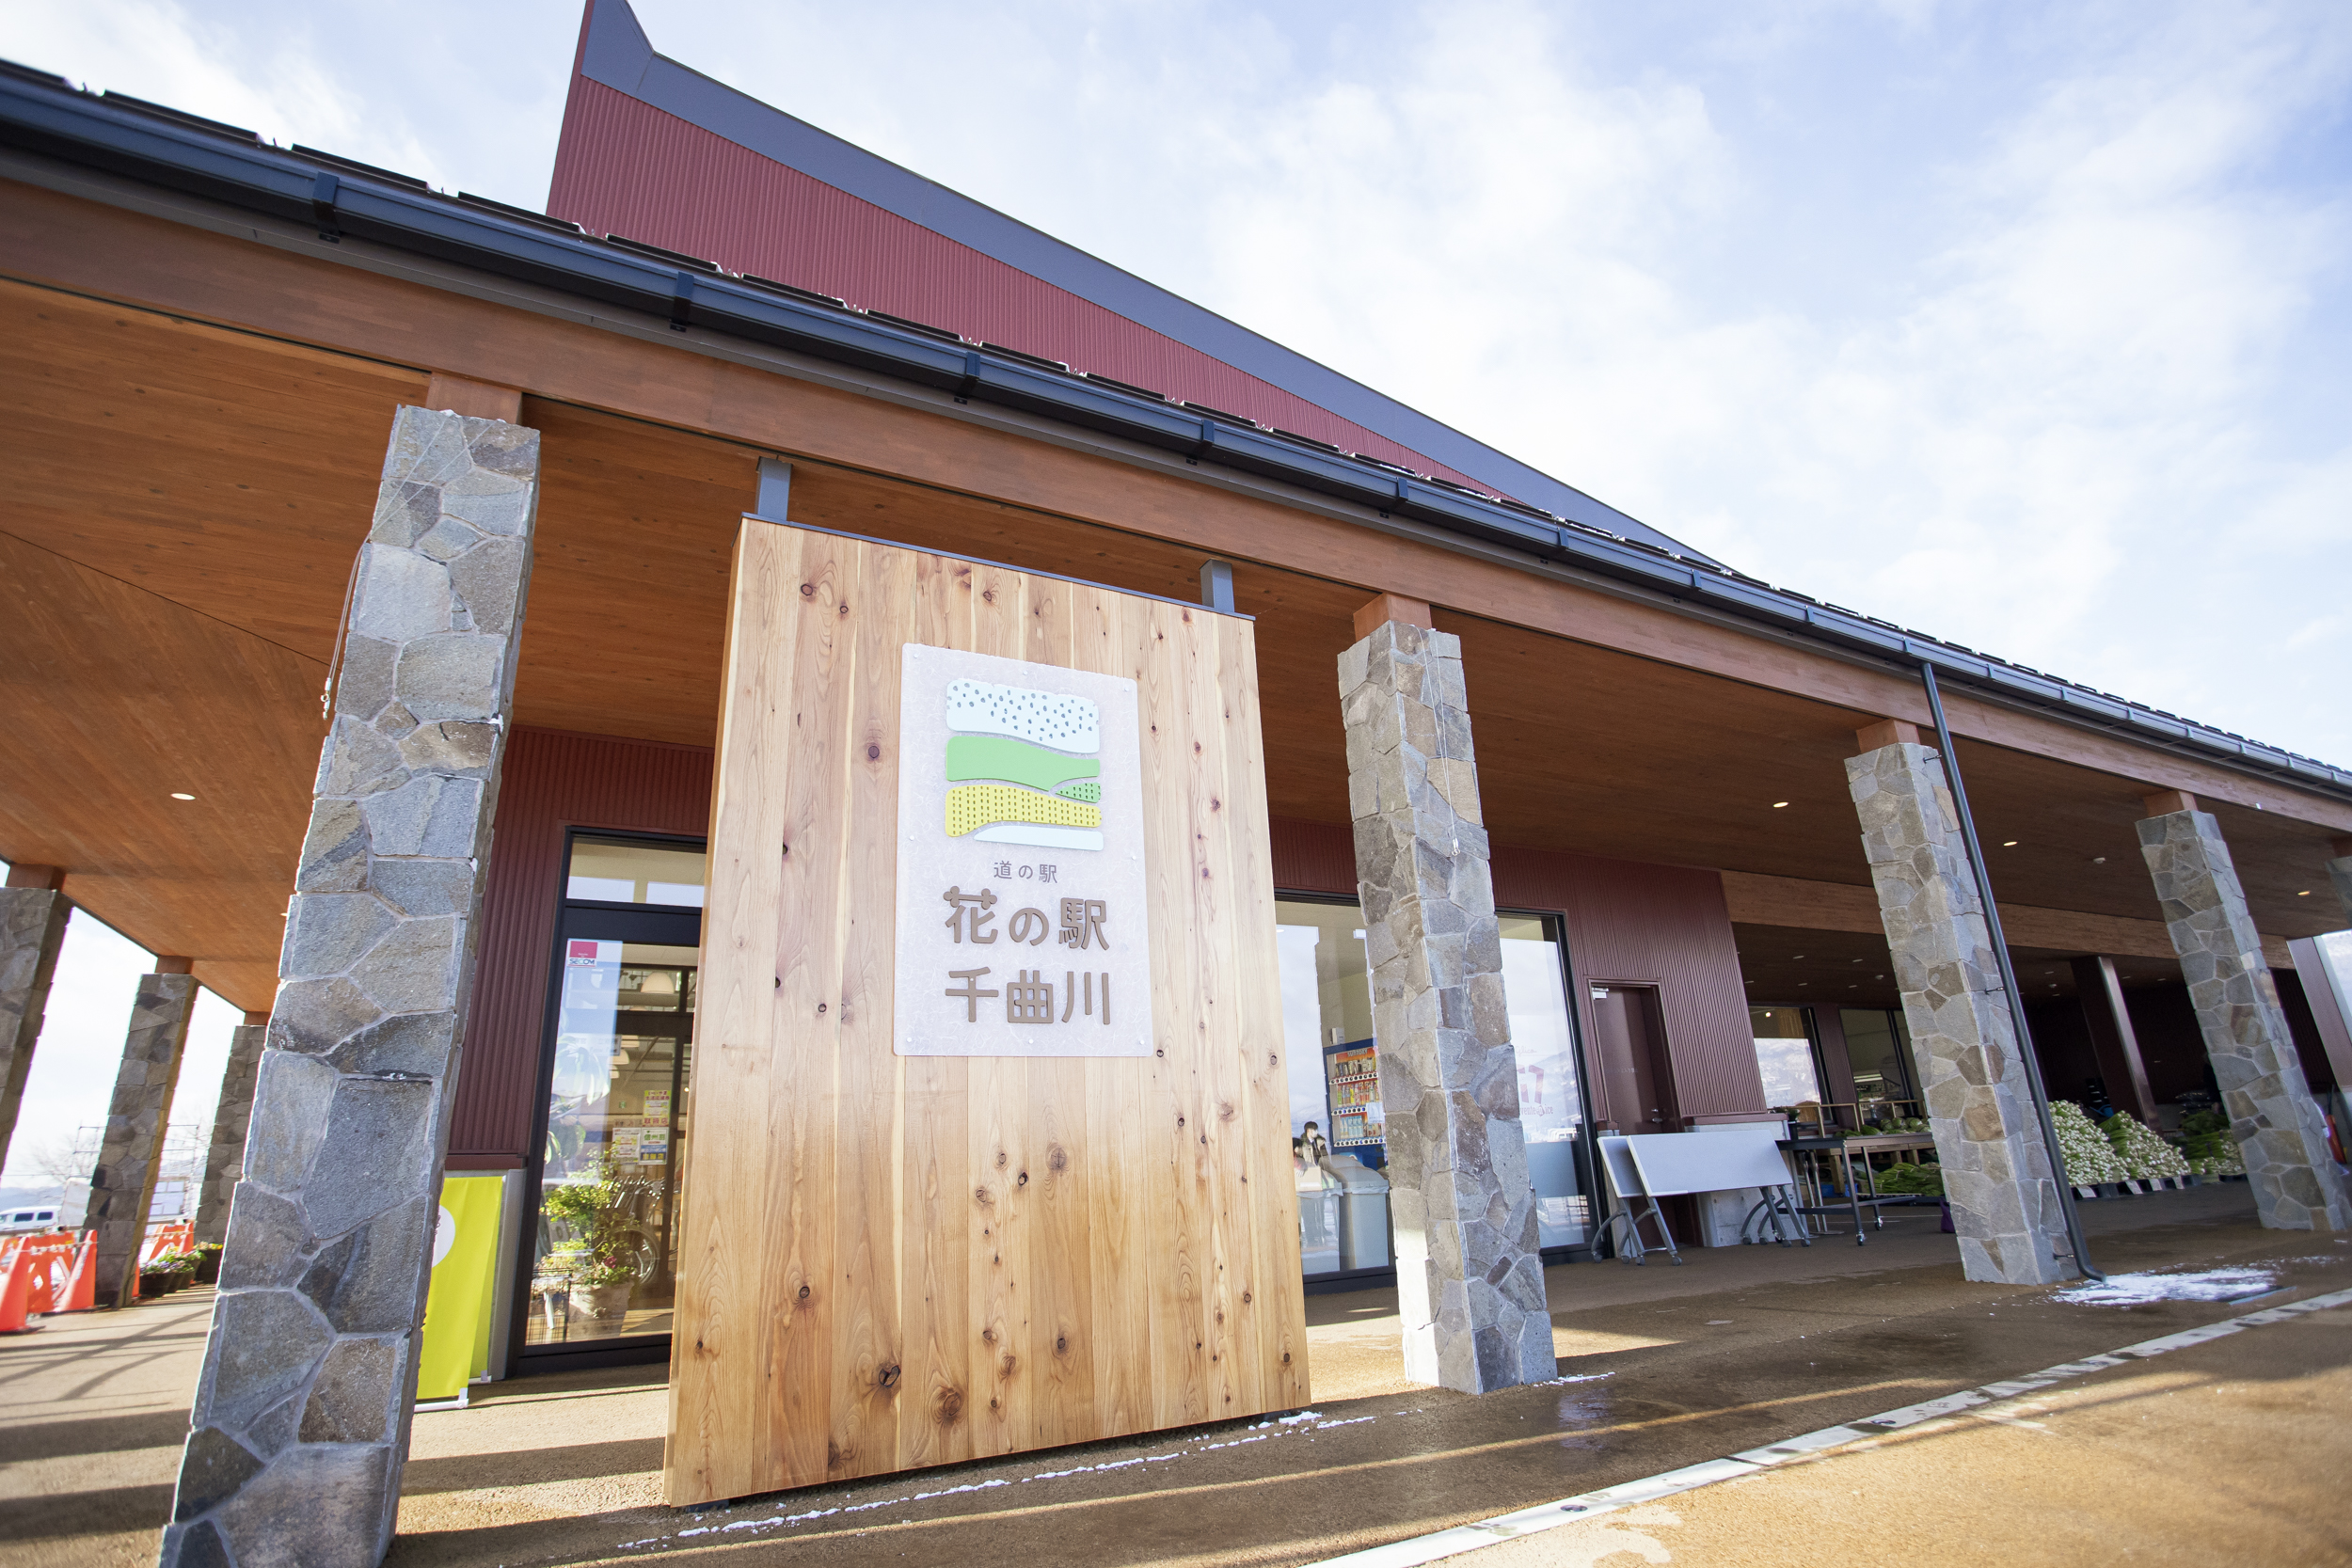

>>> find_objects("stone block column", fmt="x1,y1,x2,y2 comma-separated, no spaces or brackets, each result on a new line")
0,865,72,1171
1845,721,2074,1285
2138,793,2350,1231
162,403,539,1568
90,960,199,1307
1338,596,1551,1395
192,1012,269,1249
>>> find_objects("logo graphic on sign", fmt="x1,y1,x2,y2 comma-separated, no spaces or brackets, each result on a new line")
895,645,1152,1057
942,678,1105,850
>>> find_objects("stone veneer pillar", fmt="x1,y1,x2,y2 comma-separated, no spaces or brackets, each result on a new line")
1338,596,1551,1394
161,404,539,1568
90,961,199,1308
192,1013,269,1249
2137,794,2351,1231
1845,721,2074,1285
0,867,72,1171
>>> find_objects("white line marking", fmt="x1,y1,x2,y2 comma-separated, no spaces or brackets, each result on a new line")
1300,1285,2352,1568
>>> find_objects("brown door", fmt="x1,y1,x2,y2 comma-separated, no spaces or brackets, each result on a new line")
1592,984,1677,1131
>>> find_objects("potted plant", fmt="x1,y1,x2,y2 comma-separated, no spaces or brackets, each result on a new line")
541,1159,638,1338
144,1247,200,1296
561,1251,639,1337
193,1243,224,1284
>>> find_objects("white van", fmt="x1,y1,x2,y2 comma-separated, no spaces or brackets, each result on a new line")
0,1191,87,1234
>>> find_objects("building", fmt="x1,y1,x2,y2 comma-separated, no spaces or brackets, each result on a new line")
2,1,2348,1558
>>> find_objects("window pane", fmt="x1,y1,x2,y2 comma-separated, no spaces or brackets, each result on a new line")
1501,917,1591,1248
1274,900,1375,1150
529,940,697,1347
1750,1006,1823,1109
566,837,708,908
1275,899,1375,1276
1838,1007,1918,1116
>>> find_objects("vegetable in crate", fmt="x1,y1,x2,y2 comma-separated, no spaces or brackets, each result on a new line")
2102,1112,2189,1180
2050,1101,2129,1185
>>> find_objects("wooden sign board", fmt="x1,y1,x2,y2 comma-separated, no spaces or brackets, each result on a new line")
665,519,1310,1505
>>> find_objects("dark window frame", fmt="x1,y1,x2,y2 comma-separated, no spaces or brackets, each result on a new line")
506,827,707,1376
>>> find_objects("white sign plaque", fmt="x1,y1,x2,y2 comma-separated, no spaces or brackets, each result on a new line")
893,643,1152,1056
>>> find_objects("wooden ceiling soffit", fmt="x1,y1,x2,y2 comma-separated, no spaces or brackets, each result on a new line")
0,531,320,1011
2,178,2346,832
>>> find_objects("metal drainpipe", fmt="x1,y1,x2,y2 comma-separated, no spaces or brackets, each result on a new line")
1919,662,2106,1284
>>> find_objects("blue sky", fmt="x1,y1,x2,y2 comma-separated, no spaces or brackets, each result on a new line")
1,0,2346,1171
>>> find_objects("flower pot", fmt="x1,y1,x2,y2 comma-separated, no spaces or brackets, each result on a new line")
138,1272,174,1299
566,1282,634,1338
195,1253,221,1284
1938,1201,1954,1234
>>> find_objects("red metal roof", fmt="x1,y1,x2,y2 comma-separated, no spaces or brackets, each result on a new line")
548,75,1486,487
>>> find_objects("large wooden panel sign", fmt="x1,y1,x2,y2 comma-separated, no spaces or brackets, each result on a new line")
665,519,1310,1505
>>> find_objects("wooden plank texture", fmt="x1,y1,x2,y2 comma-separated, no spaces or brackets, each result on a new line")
665,521,1306,1504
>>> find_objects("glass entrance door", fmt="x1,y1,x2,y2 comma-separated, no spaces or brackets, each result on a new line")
524,833,706,1359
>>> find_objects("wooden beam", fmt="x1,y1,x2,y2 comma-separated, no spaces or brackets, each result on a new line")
3,864,64,890
153,956,193,974
1352,592,1433,641
2143,789,2199,817
1720,868,2190,960
1852,719,1921,753
421,372,521,423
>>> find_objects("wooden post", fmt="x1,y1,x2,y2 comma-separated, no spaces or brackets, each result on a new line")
2071,955,2156,1124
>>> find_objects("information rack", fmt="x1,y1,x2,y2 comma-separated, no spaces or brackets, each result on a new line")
1323,1038,1386,1161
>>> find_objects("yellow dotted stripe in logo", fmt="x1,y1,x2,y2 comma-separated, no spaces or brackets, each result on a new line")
946,783,1103,837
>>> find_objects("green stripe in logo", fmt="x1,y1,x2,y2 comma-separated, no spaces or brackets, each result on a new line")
945,735,1100,794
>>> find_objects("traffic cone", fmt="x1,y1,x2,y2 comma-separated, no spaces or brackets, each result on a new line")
0,1244,35,1334
57,1237,96,1312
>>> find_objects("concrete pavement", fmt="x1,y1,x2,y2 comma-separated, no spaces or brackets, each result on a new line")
5,1182,2347,1566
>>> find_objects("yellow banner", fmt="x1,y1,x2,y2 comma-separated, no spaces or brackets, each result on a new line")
418,1174,504,1401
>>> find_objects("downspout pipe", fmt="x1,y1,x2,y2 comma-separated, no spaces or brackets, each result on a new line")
1919,663,2106,1284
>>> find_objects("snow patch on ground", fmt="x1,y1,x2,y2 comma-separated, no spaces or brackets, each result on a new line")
2053,1267,2276,1307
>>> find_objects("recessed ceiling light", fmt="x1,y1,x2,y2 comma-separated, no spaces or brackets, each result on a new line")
2298,890,2312,896
2002,840,2018,847
1772,801,1790,809
1792,955,1805,960
170,792,196,801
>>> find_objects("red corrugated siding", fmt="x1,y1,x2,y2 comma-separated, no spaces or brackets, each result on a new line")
1269,817,1356,897
547,78,1497,494
450,726,713,1159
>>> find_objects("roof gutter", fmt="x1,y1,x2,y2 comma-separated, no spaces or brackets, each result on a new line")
3,69,2345,802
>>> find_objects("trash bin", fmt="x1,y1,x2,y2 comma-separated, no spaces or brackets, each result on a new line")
1295,1156,1341,1275
1321,1153,1391,1270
